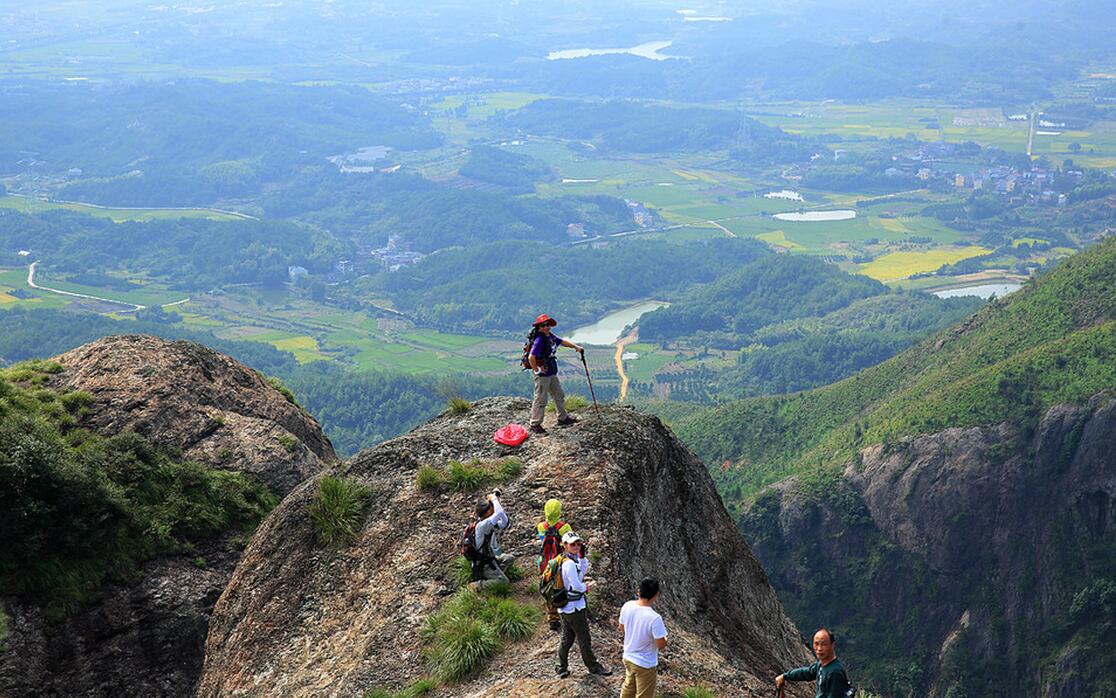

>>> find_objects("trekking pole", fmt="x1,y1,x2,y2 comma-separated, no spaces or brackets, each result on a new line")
579,350,601,418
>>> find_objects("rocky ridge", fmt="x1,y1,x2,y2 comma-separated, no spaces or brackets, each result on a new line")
0,335,335,697
198,397,812,697
747,393,1116,697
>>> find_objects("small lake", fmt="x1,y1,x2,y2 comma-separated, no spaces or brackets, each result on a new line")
566,300,670,345
764,190,804,202
773,210,857,222
932,283,1023,300
547,41,676,61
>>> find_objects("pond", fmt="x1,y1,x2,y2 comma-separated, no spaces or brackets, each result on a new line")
932,283,1023,299
547,41,676,61
566,300,670,345
773,210,857,222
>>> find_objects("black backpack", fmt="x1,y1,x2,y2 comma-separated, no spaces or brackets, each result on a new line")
460,521,493,563
519,326,541,371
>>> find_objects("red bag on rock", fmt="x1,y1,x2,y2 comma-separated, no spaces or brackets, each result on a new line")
493,423,529,447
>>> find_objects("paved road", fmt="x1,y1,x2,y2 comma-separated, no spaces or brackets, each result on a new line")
27,262,190,312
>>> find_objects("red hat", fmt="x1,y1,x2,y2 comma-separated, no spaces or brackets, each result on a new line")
533,313,558,327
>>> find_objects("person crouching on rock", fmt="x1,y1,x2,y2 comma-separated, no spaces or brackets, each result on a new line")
774,628,852,698
466,490,514,590
537,498,573,632
528,313,584,435
556,531,612,679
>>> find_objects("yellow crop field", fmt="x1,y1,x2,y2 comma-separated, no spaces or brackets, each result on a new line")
270,335,327,363
0,290,17,304
858,246,992,281
876,217,911,234
756,230,804,250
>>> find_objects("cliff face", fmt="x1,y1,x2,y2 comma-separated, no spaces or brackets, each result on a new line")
198,397,812,697
0,336,334,698
745,394,1116,697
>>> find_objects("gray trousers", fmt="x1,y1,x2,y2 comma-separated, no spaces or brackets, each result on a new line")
558,608,602,672
474,553,514,590
531,374,568,426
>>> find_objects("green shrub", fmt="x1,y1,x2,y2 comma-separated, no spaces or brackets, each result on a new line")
0,376,277,620
497,457,523,481
278,434,298,453
448,459,489,490
416,465,446,492
447,397,471,415
681,688,717,698
308,475,370,547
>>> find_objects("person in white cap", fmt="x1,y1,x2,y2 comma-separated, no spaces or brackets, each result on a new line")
555,531,612,678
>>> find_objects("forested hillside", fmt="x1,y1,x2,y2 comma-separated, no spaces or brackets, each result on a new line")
676,237,1116,696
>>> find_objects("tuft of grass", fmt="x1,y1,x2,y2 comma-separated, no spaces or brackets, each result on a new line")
278,434,298,454
448,459,489,490
477,581,513,598
0,606,8,648
362,680,437,698
547,394,589,412
480,597,540,640
450,556,474,588
308,475,370,547
427,615,500,682
681,688,717,698
266,375,300,407
446,396,471,415
416,465,446,492
503,563,525,583
497,457,523,481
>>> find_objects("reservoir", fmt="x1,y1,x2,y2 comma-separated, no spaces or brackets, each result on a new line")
566,300,669,345
773,210,857,222
932,283,1023,299
547,41,675,61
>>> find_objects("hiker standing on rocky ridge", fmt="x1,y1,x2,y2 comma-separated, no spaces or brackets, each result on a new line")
556,532,612,679
527,313,584,435
774,628,853,698
466,490,514,590
618,577,668,698
537,498,574,632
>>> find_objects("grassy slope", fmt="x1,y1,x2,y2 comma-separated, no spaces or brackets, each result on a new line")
678,236,1116,500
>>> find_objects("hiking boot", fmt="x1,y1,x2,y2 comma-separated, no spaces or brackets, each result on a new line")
556,668,570,679
590,666,613,677
530,424,547,435
549,620,561,632
556,415,578,426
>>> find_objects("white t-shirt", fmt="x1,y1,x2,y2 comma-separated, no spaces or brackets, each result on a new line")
618,600,667,669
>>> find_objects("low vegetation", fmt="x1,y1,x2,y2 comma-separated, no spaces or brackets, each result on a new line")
446,396,471,415
415,457,524,492
422,587,540,682
0,362,277,620
547,394,589,412
308,475,370,547
362,678,437,698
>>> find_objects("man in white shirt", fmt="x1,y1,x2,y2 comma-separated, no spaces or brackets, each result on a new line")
555,532,612,679
617,577,668,698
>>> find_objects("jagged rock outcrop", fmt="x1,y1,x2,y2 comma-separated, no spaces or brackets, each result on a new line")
0,335,334,698
198,397,812,696
746,393,1116,697
49,334,336,494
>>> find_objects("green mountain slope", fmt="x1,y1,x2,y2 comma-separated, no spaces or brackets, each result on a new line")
675,237,1116,696
679,236,1116,502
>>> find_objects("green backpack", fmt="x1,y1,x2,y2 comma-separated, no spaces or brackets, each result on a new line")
539,553,570,607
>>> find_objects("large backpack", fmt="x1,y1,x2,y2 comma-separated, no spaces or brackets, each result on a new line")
460,521,493,578
519,326,541,371
538,521,567,574
539,553,569,608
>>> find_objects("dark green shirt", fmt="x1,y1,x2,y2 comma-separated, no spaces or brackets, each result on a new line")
784,659,851,698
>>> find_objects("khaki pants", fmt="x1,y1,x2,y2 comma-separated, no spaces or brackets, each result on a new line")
531,374,567,426
620,659,658,698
